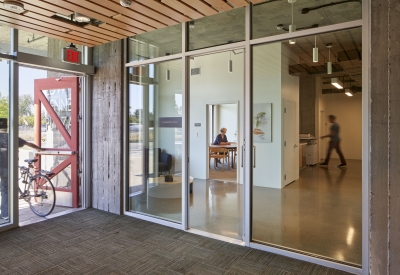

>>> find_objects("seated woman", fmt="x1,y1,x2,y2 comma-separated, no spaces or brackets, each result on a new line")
213,127,231,145
213,128,231,165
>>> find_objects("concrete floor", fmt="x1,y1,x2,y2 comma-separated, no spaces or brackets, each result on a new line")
129,158,362,266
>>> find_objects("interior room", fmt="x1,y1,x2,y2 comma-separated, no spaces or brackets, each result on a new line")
252,27,362,265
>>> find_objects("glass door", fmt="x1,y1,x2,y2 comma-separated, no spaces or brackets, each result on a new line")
127,60,183,223
0,58,10,225
251,28,363,265
188,50,245,240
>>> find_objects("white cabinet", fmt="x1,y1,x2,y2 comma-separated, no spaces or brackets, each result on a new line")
306,144,318,165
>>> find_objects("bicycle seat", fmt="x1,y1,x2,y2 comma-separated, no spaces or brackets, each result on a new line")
24,159,38,164
41,170,55,177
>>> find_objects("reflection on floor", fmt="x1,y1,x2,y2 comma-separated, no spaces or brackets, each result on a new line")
190,179,243,240
209,159,237,182
253,159,362,265
129,158,361,265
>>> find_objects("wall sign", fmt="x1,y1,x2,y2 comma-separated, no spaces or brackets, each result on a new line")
158,117,182,128
62,44,81,65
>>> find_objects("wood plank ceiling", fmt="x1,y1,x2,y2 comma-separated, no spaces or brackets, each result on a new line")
0,0,261,47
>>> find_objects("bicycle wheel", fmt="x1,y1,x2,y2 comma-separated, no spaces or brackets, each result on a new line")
27,174,56,217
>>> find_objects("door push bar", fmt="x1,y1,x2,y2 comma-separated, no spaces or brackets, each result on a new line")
35,150,75,156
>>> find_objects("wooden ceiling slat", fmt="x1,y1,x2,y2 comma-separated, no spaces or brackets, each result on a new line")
0,8,70,33
227,0,249,8
180,0,218,16
136,0,191,22
25,11,121,41
41,0,143,34
67,31,110,44
98,23,136,37
66,0,156,32
90,0,167,29
0,12,105,45
83,24,126,39
202,0,233,12
17,0,74,17
1,1,55,17
0,19,97,47
161,0,204,19
249,0,266,4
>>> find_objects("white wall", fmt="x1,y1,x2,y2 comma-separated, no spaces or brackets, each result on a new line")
253,43,299,188
321,92,362,160
218,104,238,142
189,51,244,179
156,60,183,174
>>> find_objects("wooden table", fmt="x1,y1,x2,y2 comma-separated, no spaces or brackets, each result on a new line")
209,143,237,169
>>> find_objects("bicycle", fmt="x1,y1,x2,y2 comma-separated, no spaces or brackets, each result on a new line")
18,158,56,217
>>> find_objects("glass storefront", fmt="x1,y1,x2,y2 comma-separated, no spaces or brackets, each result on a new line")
123,4,364,270
128,24,182,62
188,7,245,51
128,59,182,223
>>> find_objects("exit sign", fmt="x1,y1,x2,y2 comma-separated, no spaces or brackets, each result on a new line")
62,46,81,65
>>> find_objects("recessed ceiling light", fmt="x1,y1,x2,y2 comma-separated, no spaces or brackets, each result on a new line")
3,0,25,14
74,12,90,23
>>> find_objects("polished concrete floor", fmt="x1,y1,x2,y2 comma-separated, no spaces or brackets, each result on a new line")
129,158,362,266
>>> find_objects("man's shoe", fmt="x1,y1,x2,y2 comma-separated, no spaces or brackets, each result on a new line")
337,164,347,168
319,163,328,167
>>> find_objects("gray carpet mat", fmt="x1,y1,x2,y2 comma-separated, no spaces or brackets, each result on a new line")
0,209,352,275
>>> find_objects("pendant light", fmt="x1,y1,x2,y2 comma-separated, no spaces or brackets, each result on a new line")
327,43,332,74
288,0,296,45
313,36,318,62
228,51,233,73
166,62,170,81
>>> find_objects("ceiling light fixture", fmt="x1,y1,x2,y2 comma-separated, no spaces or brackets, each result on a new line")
120,0,132,7
288,0,296,45
327,43,332,74
3,0,25,14
345,89,353,96
313,36,318,62
189,21,195,29
228,51,233,73
74,12,90,23
331,77,343,89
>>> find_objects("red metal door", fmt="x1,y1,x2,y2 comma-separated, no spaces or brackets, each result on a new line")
34,77,79,208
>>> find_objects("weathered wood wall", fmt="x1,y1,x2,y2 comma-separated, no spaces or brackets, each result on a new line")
92,40,123,214
370,1,400,274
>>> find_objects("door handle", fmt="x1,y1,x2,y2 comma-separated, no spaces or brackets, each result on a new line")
294,144,298,148
253,146,256,168
241,145,244,168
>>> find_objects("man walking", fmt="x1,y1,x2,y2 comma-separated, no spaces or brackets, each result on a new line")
320,115,347,168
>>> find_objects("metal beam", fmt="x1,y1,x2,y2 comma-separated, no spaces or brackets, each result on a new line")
16,52,95,75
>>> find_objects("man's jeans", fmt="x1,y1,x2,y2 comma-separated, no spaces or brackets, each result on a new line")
0,168,9,218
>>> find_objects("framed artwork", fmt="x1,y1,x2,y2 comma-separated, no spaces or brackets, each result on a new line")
253,103,272,143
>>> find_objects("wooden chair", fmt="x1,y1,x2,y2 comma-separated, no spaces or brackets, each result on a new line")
209,147,230,171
